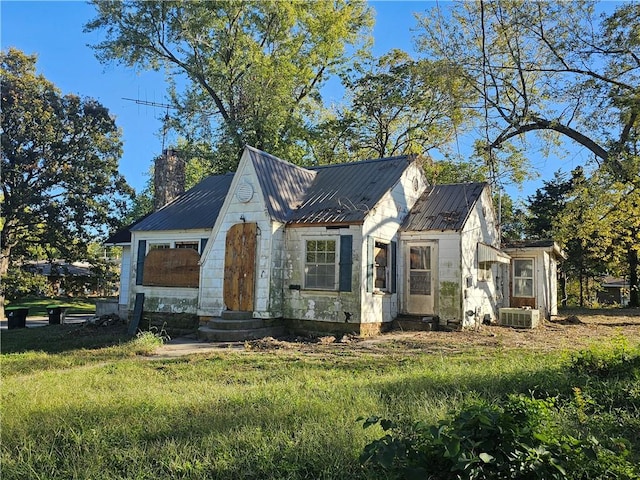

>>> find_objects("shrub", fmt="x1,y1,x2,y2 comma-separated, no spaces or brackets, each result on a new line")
360,394,638,480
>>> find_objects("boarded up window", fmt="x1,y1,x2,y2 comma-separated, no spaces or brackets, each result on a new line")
142,248,200,287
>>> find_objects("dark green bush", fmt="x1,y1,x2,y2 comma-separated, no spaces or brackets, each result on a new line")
360,394,638,480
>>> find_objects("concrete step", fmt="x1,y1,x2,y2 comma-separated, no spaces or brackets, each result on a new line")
394,315,440,331
220,310,254,320
197,325,286,342
207,318,266,330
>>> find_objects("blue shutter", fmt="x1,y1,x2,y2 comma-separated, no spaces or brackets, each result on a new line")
135,240,146,286
366,236,374,293
390,240,397,293
339,235,352,292
200,238,208,255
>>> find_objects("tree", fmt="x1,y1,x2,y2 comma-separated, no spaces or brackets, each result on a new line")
1,48,133,315
85,0,373,170
417,1,640,306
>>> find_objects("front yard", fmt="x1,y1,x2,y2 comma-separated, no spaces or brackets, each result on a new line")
1,309,639,479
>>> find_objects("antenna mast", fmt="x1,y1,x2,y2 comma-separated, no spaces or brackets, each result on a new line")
122,97,175,151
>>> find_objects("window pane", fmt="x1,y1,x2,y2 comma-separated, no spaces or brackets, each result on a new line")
515,279,533,297
410,246,430,270
514,259,533,278
305,239,336,289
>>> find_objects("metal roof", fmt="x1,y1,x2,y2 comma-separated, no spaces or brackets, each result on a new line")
131,173,234,232
287,155,414,225
401,182,486,232
248,147,316,223
122,147,415,235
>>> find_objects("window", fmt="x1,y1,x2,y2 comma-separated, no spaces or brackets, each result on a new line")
478,262,491,282
175,241,199,251
305,239,337,289
374,242,388,290
149,243,170,250
513,259,534,297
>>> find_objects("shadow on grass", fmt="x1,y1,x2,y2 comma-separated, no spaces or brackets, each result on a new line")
1,323,131,354
1,356,584,480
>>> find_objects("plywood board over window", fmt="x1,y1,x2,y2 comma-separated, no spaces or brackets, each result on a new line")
143,248,200,287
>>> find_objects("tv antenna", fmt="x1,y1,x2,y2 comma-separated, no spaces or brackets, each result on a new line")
122,97,176,151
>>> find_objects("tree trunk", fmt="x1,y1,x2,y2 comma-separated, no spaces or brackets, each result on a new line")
629,247,639,308
0,251,9,321
561,271,567,308
579,264,585,307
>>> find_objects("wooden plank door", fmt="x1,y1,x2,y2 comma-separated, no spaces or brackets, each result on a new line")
223,223,257,311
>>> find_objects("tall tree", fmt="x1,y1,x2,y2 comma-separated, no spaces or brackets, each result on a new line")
85,0,373,170
1,48,133,315
417,1,640,306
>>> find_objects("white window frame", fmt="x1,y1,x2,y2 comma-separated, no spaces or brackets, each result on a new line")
148,243,170,250
304,237,338,290
513,258,534,297
478,262,492,282
147,240,201,253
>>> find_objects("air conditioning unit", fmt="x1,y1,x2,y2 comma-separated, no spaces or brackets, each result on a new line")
499,308,540,329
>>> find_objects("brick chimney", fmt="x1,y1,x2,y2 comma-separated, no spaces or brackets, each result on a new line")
154,148,185,211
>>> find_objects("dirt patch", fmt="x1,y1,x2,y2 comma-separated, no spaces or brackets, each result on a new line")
239,309,640,356
151,309,640,358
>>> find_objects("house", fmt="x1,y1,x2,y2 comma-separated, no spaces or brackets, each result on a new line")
22,260,107,296
501,240,567,321
107,146,508,338
597,276,630,306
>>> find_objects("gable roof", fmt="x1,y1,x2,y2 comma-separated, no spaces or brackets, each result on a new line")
401,182,486,232
248,147,316,223
124,147,415,234
288,155,414,225
131,173,234,232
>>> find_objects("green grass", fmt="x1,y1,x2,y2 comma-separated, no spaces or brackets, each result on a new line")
4,296,102,316
1,327,638,480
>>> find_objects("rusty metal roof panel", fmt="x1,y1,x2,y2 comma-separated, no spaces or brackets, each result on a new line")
248,147,316,223
131,173,234,232
401,183,486,232
287,155,413,224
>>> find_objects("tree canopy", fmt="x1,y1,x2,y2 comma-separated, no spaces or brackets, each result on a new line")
85,0,374,171
1,48,133,312
418,0,640,306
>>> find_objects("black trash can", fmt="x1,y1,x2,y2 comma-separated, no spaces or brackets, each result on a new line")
7,307,29,329
47,306,64,325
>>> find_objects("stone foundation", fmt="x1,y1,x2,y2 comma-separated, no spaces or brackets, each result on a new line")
286,318,392,337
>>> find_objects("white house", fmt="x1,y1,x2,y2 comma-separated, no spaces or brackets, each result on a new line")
107,146,516,338
502,240,567,321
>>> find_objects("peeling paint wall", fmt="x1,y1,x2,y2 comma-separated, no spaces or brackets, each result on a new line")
399,231,461,322
360,161,427,323
282,225,362,324
459,186,501,328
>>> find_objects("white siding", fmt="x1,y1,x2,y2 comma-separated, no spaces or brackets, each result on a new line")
199,150,275,318
118,246,131,308
360,162,428,323
459,186,501,327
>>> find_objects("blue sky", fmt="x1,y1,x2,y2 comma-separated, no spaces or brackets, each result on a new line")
1,1,601,202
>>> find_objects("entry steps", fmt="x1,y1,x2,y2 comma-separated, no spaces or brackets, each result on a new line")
197,311,286,342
